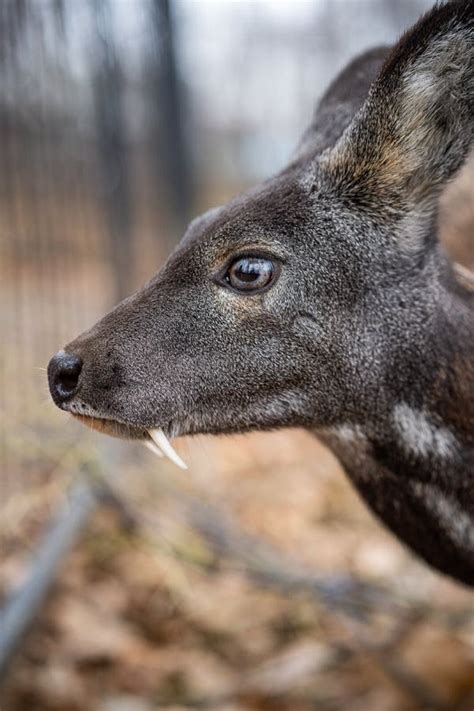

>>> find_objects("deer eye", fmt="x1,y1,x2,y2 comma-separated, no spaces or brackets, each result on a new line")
225,256,277,293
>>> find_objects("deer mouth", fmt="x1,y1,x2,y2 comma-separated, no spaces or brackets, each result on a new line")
71,414,188,469
71,413,147,439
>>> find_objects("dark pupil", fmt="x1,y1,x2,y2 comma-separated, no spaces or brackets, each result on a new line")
230,258,273,289
235,259,263,282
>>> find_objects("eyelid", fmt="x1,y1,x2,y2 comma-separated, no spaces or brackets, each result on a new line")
215,241,290,269
232,247,288,264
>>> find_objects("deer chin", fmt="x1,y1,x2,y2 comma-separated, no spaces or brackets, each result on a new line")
71,413,147,440
71,414,188,470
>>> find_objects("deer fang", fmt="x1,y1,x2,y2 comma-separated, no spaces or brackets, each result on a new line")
145,439,164,458
148,428,188,470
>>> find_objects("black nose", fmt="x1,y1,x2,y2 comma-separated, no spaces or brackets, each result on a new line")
48,351,83,405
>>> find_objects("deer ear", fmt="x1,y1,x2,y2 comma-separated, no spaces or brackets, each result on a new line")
324,1,474,230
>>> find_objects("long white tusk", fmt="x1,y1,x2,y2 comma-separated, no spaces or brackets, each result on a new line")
148,428,188,470
145,440,164,458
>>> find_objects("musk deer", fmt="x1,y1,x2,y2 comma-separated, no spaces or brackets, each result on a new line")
49,1,474,585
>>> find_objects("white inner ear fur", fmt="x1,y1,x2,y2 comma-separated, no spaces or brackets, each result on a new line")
392,403,457,460
399,31,472,160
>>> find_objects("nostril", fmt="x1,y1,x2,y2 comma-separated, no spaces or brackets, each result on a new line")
48,351,83,405
60,369,80,392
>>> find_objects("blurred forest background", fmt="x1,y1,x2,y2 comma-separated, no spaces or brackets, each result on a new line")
1,1,473,710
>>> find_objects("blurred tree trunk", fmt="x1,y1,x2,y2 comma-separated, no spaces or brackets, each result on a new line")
92,0,134,303
148,0,192,244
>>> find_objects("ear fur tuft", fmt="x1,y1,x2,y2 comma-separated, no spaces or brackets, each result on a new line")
323,0,474,226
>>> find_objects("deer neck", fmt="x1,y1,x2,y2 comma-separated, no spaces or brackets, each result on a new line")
318,273,474,585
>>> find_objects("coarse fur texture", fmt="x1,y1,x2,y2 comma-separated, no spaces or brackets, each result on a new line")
49,2,474,585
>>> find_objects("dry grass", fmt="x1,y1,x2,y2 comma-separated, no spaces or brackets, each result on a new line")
1,413,473,711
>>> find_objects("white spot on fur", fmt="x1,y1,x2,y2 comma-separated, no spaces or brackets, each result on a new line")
333,424,367,444
411,482,474,550
392,403,456,460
